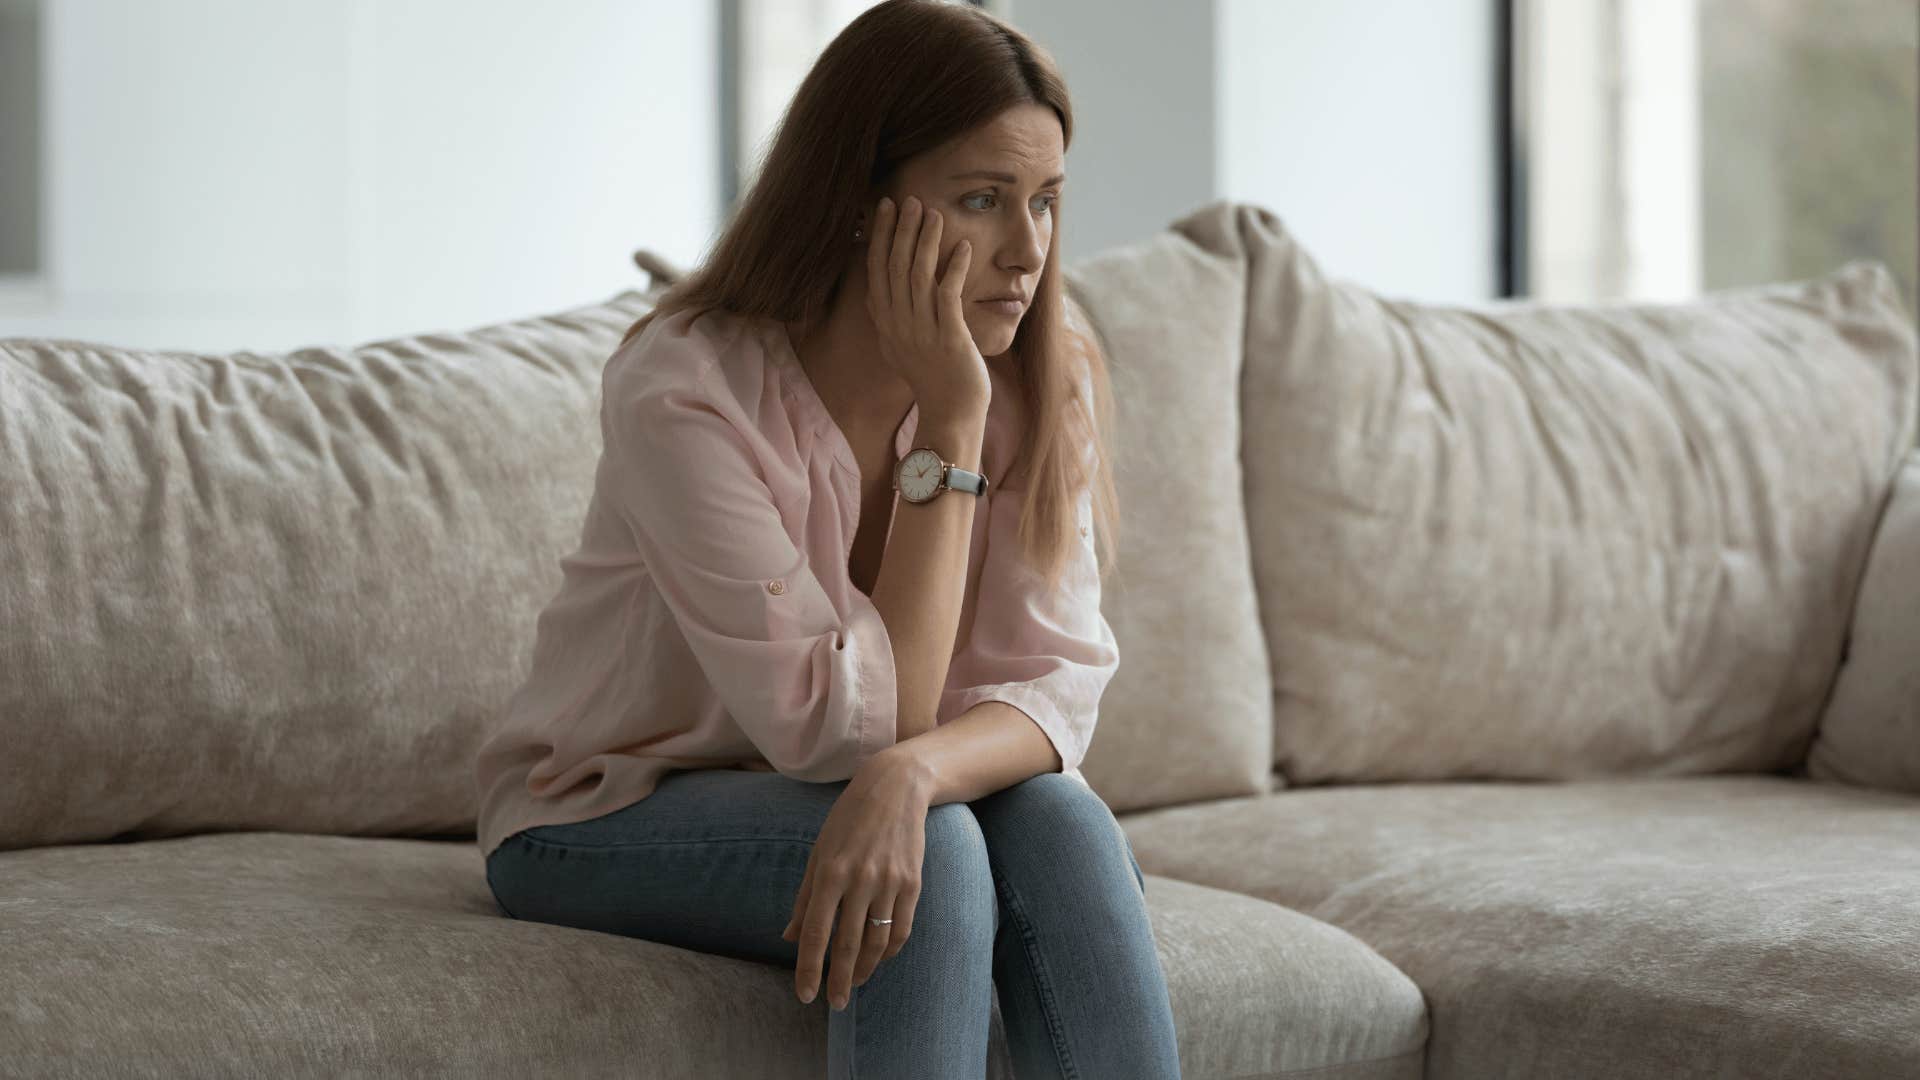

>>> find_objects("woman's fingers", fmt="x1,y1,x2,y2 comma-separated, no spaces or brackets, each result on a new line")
789,860,827,1003
790,856,877,1009
860,880,917,980
912,206,941,325
826,883,878,1010
848,886,897,989
888,196,922,328
865,196,895,316
885,878,918,960
938,238,970,335
795,904,836,1004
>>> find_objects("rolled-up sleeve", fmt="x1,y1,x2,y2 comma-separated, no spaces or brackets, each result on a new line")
602,365,898,781
940,467,1120,775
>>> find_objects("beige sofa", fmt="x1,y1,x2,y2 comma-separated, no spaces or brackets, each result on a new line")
3,199,1917,1079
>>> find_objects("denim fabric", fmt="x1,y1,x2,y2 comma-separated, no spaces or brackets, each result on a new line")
484,767,1181,1079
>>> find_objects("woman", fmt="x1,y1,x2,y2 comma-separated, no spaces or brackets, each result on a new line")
474,2,1179,1076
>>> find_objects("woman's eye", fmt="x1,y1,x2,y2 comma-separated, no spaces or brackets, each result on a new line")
963,193,1056,214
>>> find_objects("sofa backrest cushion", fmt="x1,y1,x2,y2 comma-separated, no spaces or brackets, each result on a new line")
1181,200,1919,784
1062,235,1277,812
1808,449,1920,795
0,290,657,850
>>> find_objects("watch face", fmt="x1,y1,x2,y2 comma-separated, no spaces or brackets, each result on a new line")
897,448,945,502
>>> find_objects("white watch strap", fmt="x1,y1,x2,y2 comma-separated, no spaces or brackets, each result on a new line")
943,464,989,496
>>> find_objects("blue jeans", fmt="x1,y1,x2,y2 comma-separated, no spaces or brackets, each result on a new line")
484,767,1182,1079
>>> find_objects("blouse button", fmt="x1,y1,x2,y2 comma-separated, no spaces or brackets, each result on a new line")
767,578,787,595
1079,526,1089,537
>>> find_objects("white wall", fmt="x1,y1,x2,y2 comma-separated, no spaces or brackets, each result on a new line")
1216,0,1499,303
0,0,716,353
0,0,1500,353
994,0,1220,261
1002,0,1498,302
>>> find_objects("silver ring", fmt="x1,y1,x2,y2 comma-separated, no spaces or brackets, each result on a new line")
867,916,893,927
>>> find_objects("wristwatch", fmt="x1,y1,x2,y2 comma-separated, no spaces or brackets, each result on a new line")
895,446,989,504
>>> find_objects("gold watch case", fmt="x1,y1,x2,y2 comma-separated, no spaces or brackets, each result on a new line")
895,447,949,504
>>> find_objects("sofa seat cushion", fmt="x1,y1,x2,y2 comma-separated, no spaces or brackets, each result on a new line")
1116,774,1920,1080
0,832,1425,1080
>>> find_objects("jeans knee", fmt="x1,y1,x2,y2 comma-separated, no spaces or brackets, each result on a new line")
988,771,1107,829
915,803,996,934
976,772,1133,877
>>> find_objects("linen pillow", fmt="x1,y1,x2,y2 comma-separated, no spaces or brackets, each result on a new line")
1170,200,1919,783
0,287,663,850
1060,234,1277,811
1807,450,1920,794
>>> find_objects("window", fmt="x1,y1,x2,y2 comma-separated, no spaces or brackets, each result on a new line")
1507,0,1917,316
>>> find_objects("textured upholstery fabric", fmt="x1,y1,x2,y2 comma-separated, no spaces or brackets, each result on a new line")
1060,233,1278,812
1117,774,1920,1079
1167,200,1919,784
1809,449,1920,794
0,832,1423,1080
0,290,659,850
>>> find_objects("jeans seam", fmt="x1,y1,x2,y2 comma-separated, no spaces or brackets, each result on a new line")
484,856,521,920
487,835,815,922
846,986,860,1080
512,832,818,852
991,862,1080,1080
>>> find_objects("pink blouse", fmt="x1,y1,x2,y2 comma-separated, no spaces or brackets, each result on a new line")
473,305,1119,859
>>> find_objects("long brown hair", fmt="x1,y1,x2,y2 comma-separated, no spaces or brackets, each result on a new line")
617,0,1119,596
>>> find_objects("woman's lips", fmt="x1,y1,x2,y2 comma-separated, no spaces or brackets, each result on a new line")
977,298,1025,314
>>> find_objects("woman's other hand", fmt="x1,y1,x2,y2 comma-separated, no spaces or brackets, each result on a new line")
781,750,934,1009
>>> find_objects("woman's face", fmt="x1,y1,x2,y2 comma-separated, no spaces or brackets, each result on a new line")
872,103,1065,359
